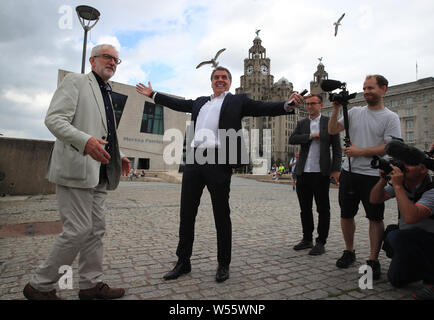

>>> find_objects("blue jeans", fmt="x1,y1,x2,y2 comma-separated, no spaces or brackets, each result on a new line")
386,228,434,287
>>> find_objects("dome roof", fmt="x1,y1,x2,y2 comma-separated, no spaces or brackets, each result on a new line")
277,77,290,85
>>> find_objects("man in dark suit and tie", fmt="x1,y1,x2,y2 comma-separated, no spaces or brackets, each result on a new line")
289,94,341,255
136,67,304,282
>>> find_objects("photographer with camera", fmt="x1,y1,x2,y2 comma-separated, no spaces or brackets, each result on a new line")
369,141,434,300
328,75,401,279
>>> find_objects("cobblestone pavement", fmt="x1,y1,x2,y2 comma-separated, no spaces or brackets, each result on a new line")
0,176,420,300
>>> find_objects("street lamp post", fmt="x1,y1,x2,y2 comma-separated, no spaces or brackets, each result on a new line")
76,5,100,74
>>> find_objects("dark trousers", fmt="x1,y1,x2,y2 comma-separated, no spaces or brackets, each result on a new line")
295,173,331,245
176,163,233,266
386,228,434,287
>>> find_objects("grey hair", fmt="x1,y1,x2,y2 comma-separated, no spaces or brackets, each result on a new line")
91,44,118,57
210,66,232,83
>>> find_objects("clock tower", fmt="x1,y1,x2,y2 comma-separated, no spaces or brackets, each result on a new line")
237,33,274,101
236,32,301,171
236,33,274,172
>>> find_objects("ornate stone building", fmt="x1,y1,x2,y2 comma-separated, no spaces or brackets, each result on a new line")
310,58,329,99
236,33,433,170
236,34,307,168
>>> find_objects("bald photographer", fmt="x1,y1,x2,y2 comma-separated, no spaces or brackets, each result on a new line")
370,141,434,300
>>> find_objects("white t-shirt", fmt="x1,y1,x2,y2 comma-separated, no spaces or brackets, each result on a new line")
338,106,401,176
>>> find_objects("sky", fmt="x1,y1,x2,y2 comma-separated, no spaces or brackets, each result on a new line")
0,0,433,141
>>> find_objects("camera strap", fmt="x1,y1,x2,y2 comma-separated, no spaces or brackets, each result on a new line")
397,174,433,220
413,174,433,203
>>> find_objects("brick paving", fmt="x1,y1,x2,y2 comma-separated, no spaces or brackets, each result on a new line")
0,176,421,300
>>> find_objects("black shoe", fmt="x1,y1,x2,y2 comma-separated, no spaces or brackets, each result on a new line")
163,260,191,280
215,265,230,283
366,259,381,280
293,239,313,251
412,284,434,300
336,250,356,268
309,242,325,256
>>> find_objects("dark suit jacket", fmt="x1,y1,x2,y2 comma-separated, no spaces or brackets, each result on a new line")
155,92,295,167
289,115,341,176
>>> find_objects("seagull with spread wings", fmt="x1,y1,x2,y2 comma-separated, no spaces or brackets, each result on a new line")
196,48,226,69
334,13,345,36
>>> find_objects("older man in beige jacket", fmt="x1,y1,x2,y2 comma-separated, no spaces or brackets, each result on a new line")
23,44,130,300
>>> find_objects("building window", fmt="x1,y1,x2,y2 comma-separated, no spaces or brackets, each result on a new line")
423,106,428,113
405,119,414,129
140,102,164,135
405,132,414,142
391,100,398,107
405,107,413,116
406,97,413,104
111,91,128,128
138,158,150,170
127,157,135,169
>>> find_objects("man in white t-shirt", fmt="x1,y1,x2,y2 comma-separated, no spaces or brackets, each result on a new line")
328,74,401,280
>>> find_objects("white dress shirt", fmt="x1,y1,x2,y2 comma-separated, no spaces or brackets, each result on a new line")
304,114,321,173
192,91,230,148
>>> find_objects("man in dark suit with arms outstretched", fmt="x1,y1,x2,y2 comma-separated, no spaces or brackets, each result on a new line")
136,67,304,282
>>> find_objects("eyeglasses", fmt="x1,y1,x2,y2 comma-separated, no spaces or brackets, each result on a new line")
304,102,320,106
93,54,122,65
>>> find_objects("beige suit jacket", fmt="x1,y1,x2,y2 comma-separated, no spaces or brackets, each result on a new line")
45,72,122,189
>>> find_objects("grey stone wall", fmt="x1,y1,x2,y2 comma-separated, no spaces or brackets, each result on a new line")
0,137,55,195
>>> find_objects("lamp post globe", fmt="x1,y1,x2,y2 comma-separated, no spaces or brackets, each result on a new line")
76,5,100,73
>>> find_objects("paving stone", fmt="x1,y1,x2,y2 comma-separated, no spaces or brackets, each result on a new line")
0,178,411,300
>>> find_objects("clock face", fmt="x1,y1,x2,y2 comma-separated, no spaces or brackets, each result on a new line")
260,65,268,75
246,65,253,75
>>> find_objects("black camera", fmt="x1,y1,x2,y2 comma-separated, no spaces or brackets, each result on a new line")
371,139,434,180
370,156,406,176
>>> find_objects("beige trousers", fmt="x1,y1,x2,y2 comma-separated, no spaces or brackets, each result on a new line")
30,182,107,291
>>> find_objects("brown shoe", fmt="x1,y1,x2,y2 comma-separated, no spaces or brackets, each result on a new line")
78,282,125,300
23,283,62,300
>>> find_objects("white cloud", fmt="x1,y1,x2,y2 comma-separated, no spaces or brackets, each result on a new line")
0,0,433,140
93,35,121,52
2,89,52,115
1,128,29,139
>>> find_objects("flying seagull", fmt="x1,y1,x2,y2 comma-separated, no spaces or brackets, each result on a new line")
334,13,345,36
196,48,226,69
